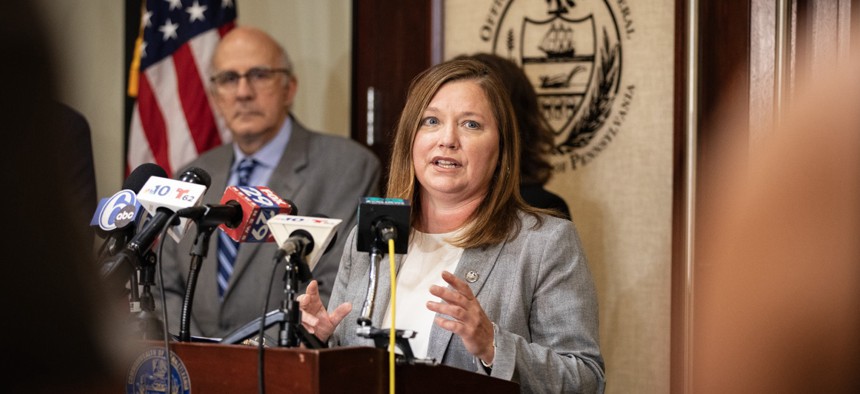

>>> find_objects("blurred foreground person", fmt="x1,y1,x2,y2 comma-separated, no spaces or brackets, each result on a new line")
0,3,132,393
692,46,860,393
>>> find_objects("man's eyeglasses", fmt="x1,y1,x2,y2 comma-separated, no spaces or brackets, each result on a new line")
210,67,290,93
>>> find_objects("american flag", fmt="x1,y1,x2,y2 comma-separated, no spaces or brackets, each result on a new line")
127,0,237,176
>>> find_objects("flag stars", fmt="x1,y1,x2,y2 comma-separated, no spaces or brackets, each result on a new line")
159,19,179,41
142,10,153,27
222,0,234,8
187,1,208,22
166,0,182,11
140,41,148,58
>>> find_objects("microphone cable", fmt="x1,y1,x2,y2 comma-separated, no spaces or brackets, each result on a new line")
388,238,396,394
257,253,282,394
155,210,181,394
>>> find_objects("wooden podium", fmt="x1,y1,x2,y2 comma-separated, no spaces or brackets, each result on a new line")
125,342,518,393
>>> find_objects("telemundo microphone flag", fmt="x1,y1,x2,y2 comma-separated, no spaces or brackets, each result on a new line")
126,0,237,177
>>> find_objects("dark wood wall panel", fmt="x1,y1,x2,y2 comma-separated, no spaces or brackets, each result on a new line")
696,0,751,175
351,0,435,193
670,0,690,392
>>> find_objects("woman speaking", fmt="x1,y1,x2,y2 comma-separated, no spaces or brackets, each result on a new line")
299,59,605,393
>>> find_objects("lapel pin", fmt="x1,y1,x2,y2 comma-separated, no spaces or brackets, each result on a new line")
465,270,479,283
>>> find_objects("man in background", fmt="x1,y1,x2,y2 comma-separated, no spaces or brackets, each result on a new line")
157,26,381,339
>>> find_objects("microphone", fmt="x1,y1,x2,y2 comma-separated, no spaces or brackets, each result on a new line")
91,190,140,234
132,167,211,248
355,197,410,327
356,197,410,254
173,186,292,343
268,214,342,272
100,167,211,285
91,163,167,256
176,185,295,241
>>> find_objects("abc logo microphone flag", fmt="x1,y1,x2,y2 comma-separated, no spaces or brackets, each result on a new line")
219,186,294,243
137,176,207,242
90,189,140,232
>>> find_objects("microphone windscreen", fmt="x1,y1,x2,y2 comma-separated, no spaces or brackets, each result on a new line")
178,166,212,188
283,199,298,216
90,163,165,237
123,163,167,192
357,197,410,254
218,186,294,242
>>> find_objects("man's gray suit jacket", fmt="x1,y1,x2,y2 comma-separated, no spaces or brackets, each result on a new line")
157,117,381,338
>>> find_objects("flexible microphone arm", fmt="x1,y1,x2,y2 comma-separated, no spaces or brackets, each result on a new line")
358,247,383,327
357,219,398,327
177,220,219,342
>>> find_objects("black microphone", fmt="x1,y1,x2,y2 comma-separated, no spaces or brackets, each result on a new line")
279,213,339,257
357,197,410,254
100,167,211,286
127,167,211,254
176,200,243,228
174,186,292,342
92,163,167,258
355,197,411,327
268,214,341,271
175,185,295,232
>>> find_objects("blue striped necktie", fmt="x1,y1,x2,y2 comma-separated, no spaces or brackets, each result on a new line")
217,158,258,298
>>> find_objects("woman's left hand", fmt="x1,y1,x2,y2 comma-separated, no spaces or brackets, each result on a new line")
427,270,495,365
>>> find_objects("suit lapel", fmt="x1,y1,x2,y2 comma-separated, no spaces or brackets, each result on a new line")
270,118,311,200
425,240,506,362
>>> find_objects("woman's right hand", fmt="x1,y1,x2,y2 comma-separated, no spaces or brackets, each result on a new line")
297,280,352,342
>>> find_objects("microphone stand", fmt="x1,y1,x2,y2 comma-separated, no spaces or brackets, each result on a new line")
100,241,163,339
177,224,217,342
279,249,324,347
355,243,419,364
131,250,164,340
217,248,325,348
357,245,383,328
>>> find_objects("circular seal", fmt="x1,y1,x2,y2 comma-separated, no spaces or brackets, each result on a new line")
489,0,626,165
126,347,191,394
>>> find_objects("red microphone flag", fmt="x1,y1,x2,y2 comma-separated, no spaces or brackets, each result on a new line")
218,186,294,243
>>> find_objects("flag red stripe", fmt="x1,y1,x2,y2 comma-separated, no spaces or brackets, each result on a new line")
172,44,221,154
127,4,236,176
218,21,235,37
136,74,173,175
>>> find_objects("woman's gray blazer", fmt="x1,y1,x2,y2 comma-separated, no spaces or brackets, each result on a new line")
328,212,606,393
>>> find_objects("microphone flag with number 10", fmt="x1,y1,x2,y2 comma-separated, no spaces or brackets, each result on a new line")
137,175,208,242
